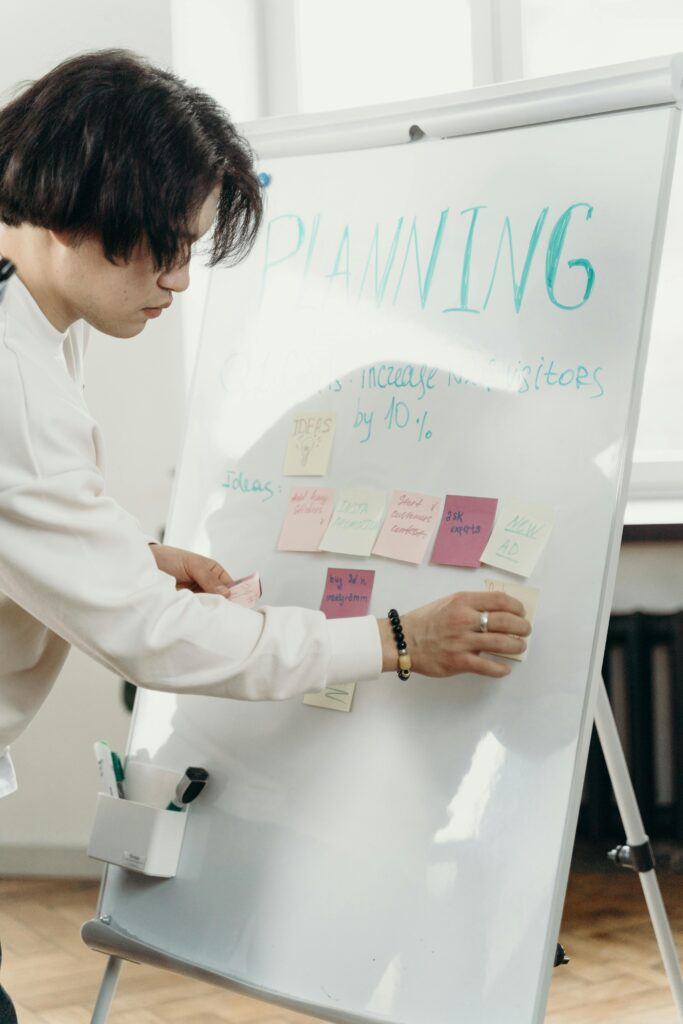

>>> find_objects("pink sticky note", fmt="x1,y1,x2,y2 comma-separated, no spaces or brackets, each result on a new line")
320,568,375,619
431,495,498,568
226,573,262,608
278,487,335,552
372,490,441,564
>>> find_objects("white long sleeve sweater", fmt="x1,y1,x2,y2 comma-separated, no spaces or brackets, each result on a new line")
0,269,382,797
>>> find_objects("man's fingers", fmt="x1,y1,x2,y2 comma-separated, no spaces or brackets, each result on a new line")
463,591,526,617
471,632,527,656
461,652,511,678
193,558,234,595
470,610,531,636
208,561,234,587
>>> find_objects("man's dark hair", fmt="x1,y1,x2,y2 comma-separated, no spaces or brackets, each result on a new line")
0,49,263,269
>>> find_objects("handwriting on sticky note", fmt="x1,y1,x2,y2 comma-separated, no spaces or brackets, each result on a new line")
283,413,335,476
303,682,356,713
481,498,555,577
372,490,441,564
321,568,375,618
278,487,335,552
484,578,539,662
431,495,497,568
319,489,386,557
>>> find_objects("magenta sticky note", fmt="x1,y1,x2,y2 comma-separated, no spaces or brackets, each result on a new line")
320,568,375,619
372,490,442,564
277,487,335,552
431,495,498,568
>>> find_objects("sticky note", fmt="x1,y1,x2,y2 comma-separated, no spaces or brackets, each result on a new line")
319,489,386,557
320,568,375,619
277,487,335,552
303,682,356,713
481,498,555,577
372,490,441,564
226,573,261,608
283,412,336,476
431,495,498,567
483,579,539,662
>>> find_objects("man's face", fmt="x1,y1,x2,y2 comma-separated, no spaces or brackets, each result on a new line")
52,185,221,339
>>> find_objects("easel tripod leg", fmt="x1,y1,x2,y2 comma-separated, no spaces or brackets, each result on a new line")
595,678,683,1020
90,956,122,1024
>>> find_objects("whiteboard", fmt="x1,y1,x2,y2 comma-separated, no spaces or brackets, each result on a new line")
91,96,678,1024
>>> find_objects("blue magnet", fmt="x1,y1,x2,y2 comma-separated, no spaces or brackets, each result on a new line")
258,172,271,187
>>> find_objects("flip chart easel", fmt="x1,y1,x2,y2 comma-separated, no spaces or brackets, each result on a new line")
83,56,683,1024
86,679,683,1023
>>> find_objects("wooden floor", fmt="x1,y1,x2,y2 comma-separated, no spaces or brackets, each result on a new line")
0,871,681,1023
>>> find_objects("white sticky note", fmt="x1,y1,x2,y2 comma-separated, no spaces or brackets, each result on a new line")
283,412,336,476
484,578,539,662
481,497,555,577
319,489,386,557
303,682,356,713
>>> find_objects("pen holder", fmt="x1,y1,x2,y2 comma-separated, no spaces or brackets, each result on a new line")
87,764,187,878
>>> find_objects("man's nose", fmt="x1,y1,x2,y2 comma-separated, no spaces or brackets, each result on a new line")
158,260,190,293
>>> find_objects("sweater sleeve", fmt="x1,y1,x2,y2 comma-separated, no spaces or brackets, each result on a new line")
0,335,382,702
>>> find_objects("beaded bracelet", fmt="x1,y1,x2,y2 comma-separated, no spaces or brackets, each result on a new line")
388,608,412,681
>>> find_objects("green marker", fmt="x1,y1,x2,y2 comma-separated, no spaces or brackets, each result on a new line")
110,750,125,798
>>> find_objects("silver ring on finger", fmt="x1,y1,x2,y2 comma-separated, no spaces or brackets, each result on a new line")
479,611,489,633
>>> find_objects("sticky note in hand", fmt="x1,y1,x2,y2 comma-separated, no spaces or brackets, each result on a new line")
484,578,539,662
226,573,262,608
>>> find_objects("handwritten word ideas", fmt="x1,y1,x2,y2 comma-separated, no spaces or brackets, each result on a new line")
432,496,498,568
223,469,273,502
284,413,336,476
481,498,555,577
373,491,441,564
278,487,335,552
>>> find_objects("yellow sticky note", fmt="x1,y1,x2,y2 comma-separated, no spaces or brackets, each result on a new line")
481,497,555,577
484,578,539,662
319,488,386,557
303,682,356,713
283,412,336,476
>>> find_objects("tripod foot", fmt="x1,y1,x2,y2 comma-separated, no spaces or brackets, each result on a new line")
554,942,570,967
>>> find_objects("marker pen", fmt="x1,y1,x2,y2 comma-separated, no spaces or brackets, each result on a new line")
94,741,119,798
110,750,125,798
166,767,209,811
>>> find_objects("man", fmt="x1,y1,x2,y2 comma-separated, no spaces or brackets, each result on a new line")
0,50,529,1018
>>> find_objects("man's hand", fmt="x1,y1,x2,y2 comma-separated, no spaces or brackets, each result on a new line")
149,543,234,596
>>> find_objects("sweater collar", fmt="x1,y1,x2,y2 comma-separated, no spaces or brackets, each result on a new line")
0,262,70,353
